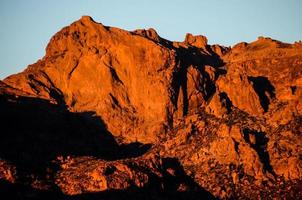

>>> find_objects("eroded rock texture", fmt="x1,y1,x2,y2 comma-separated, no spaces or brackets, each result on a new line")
0,16,301,199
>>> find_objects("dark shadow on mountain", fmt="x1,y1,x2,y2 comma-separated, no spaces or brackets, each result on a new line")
0,93,152,186
0,93,117,164
28,73,67,107
68,157,216,200
171,45,222,120
219,92,233,113
0,155,216,200
242,129,274,174
161,157,214,198
70,188,216,200
290,86,297,95
248,76,275,112
171,65,189,117
1,178,216,200
0,179,66,200
118,142,152,159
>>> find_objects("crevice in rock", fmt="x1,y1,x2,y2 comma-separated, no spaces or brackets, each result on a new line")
109,93,121,108
109,67,124,85
219,92,233,113
232,138,239,154
67,60,79,80
290,86,297,95
171,63,188,117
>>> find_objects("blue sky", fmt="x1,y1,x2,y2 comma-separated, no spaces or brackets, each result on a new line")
1,0,301,79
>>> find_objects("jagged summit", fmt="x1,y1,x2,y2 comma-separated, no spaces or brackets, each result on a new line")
1,16,302,199
80,15,95,22
184,33,208,48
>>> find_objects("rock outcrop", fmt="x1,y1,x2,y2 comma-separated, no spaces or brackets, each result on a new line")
1,16,301,199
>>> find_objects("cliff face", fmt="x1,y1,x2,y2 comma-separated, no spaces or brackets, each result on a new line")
1,16,301,199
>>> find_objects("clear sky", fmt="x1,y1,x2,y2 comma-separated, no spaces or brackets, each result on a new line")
1,0,301,79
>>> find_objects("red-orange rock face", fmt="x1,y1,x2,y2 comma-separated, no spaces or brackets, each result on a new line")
4,16,179,143
1,16,301,199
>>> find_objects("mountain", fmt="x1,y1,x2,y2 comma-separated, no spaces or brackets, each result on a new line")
0,16,301,199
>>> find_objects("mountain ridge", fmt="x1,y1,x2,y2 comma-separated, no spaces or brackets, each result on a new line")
1,16,301,199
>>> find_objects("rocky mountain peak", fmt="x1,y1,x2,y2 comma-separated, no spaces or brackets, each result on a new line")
184,33,208,48
1,16,301,199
